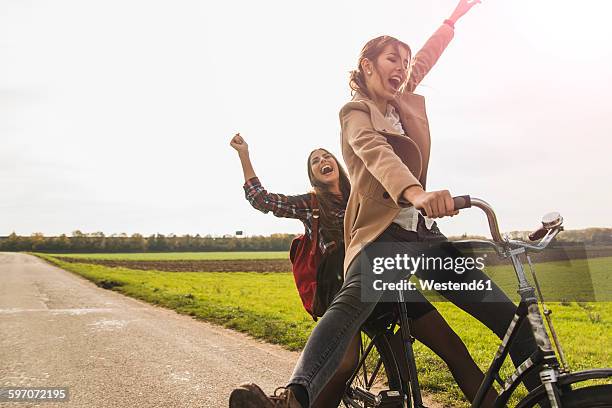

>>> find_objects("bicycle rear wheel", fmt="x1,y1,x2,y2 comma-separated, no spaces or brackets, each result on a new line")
524,384,612,407
342,328,405,408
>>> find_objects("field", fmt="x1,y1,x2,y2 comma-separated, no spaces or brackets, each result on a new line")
51,251,292,272
35,252,612,407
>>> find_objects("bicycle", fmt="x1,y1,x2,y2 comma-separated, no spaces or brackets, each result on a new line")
341,196,612,408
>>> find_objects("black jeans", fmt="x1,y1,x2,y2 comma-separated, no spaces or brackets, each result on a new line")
288,219,540,405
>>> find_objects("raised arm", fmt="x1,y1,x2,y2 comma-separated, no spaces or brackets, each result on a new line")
230,133,257,182
406,0,481,92
230,133,312,220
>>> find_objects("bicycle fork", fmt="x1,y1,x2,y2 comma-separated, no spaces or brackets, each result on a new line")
471,285,564,408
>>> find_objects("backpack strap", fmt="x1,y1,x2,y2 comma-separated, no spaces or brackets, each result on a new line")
310,193,319,256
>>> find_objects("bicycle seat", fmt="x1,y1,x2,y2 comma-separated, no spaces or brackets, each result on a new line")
363,302,399,334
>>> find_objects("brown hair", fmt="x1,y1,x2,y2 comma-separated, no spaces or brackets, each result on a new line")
307,148,350,246
349,35,412,98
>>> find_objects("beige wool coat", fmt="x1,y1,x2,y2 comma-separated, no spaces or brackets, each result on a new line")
340,24,455,272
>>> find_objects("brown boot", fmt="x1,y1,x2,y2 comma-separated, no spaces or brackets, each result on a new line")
229,383,302,408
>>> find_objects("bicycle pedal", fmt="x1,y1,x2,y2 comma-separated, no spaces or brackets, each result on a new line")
353,388,405,407
377,389,405,407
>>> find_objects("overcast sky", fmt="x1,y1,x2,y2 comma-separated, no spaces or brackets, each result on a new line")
2,0,611,238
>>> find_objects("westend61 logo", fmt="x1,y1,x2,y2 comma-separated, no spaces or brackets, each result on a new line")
371,253,486,275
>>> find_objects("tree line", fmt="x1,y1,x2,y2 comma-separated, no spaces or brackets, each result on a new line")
0,231,295,253
1,228,610,253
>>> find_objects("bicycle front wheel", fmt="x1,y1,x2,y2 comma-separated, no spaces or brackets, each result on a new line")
342,328,405,408
524,384,612,407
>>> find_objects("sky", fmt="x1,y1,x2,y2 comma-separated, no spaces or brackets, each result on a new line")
2,0,612,238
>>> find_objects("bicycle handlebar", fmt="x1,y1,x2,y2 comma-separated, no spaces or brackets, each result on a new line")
452,196,563,253
419,195,504,242
419,194,562,251
465,197,506,243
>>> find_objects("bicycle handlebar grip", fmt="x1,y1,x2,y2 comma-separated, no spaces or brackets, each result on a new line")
528,227,548,241
419,195,471,216
453,195,472,210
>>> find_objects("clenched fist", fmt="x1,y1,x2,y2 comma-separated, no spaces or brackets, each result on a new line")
230,133,249,153
403,186,459,218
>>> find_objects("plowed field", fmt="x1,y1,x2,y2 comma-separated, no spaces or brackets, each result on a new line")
58,257,292,272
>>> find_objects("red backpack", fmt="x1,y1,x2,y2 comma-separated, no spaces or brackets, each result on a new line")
289,193,321,319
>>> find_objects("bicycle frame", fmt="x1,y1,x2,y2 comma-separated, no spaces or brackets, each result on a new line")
344,197,611,408
391,256,563,408
394,198,611,408
470,249,562,408
460,198,611,408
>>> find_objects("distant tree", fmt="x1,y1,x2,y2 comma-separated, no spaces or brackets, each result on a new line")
55,234,71,251
1,233,26,251
30,233,46,251
128,233,147,252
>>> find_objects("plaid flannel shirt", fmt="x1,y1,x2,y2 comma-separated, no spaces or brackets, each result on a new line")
243,177,344,254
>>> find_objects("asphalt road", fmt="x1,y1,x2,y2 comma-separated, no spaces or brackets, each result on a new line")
0,253,298,407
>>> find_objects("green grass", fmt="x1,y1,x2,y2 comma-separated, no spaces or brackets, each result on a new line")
48,251,289,261
421,256,612,303
36,254,611,407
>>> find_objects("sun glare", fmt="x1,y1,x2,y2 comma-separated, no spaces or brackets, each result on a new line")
503,0,611,62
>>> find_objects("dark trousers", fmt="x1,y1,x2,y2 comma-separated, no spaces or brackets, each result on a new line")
288,220,541,405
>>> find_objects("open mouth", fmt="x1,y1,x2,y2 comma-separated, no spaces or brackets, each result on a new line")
388,76,402,92
321,165,333,175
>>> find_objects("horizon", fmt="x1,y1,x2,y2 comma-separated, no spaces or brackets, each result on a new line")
2,224,611,239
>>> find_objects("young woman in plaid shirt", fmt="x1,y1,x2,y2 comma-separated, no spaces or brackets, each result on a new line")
231,134,349,258
231,133,356,407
